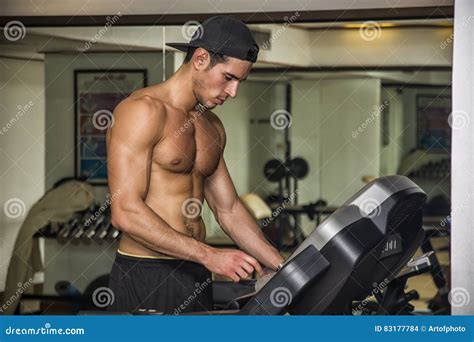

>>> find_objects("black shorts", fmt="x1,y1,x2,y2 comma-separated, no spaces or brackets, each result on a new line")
107,252,213,314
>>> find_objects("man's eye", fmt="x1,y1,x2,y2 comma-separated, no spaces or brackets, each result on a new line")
224,75,232,81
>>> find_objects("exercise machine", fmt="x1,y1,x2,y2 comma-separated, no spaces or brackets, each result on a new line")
218,175,428,315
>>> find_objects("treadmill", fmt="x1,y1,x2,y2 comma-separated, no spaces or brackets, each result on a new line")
223,175,427,315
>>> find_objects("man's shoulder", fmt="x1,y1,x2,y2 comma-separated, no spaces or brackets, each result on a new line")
205,109,225,133
203,109,226,149
110,94,168,143
203,109,222,127
115,92,168,121
122,90,167,110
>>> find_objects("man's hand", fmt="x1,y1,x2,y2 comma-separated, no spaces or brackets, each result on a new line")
203,247,262,282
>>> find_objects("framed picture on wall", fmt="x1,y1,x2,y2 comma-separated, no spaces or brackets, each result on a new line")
416,95,451,152
74,69,148,185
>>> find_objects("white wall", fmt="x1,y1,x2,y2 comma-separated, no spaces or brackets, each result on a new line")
246,82,287,196
292,77,381,235
291,80,322,236
320,78,381,204
292,80,323,202
206,81,286,241
0,57,45,292
380,87,404,175
451,0,474,315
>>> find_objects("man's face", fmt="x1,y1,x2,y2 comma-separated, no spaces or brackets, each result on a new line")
193,51,252,109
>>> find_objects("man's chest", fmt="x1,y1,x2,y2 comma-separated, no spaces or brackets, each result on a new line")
152,113,222,176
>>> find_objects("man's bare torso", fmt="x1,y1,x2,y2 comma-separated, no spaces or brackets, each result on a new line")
108,85,223,257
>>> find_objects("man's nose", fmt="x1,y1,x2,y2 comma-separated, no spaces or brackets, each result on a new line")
225,81,239,98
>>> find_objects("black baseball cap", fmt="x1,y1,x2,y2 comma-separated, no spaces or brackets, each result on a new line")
166,16,259,63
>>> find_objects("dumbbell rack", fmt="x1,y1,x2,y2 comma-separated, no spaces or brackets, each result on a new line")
33,202,121,244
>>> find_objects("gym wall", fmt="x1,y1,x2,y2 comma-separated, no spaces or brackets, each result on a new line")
205,81,287,241
292,78,381,235
380,87,404,176
0,57,45,292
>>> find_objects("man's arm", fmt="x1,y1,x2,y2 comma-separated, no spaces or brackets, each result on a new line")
204,119,284,270
107,98,260,282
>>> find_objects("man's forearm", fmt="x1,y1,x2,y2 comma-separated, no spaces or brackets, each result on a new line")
112,201,211,264
218,200,283,270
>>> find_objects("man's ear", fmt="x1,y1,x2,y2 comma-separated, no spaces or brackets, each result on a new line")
192,48,210,70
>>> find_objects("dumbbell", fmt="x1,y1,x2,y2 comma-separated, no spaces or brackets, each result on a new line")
58,216,81,243
82,214,105,243
70,205,100,243
105,226,121,241
94,214,112,243
263,157,309,182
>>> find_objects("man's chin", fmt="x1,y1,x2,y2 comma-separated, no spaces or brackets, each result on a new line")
205,101,217,109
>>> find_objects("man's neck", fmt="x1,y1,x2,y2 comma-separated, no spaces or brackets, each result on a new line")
161,65,200,113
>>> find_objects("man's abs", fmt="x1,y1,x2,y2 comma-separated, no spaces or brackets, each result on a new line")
117,203,207,259
117,169,208,259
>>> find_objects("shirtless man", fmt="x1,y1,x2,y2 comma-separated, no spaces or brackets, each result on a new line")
106,16,284,314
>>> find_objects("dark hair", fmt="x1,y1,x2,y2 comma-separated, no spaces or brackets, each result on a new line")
183,46,228,68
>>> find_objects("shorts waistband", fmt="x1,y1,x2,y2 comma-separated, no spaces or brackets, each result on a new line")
114,250,204,270
117,248,176,260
